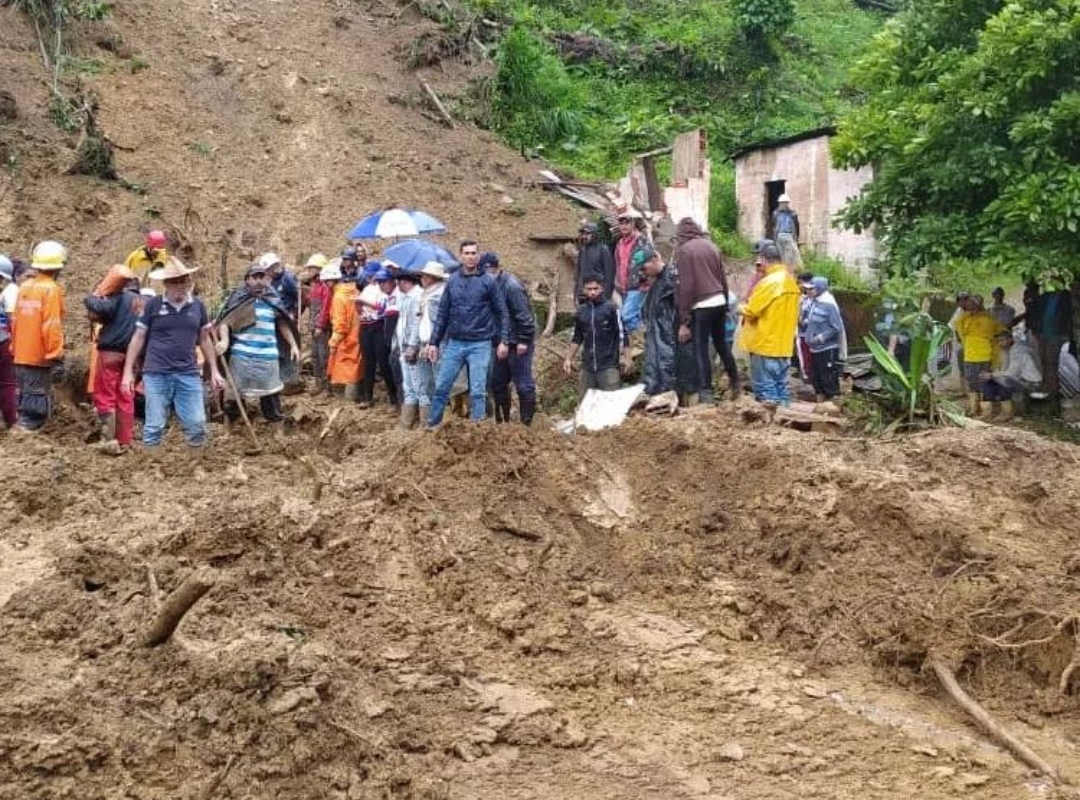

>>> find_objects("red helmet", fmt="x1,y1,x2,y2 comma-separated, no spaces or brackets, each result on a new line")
145,230,167,250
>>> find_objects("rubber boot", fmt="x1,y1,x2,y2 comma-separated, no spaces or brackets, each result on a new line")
418,404,430,428
93,412,117,451
980,401,998,421
493,394,511,423
344,383,360,403
967,392,982,416
996,399,1014,422
519,396,536,426
450,393,467,418
399,403,418,429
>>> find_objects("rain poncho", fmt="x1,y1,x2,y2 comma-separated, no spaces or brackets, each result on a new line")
642,265,698,396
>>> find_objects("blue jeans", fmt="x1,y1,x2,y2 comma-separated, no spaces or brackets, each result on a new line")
749,354,791,405
427,339,493,425
621,289,644,333
417,354,436,406
142,371,207,446
400,353,422,406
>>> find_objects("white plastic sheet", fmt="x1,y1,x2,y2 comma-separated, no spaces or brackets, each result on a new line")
565,384,646,432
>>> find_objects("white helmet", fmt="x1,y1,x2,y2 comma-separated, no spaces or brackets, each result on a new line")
319,258,343,282
31,240,68,271
258,251,282,270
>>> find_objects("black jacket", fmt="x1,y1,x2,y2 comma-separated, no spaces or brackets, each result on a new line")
494,271,536,344
84,288,143,353
571,298,627,373
576,241,615,300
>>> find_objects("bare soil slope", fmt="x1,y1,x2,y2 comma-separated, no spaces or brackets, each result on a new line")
0,0,578,308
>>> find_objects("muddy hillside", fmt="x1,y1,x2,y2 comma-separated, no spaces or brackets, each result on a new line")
1,399,1079,798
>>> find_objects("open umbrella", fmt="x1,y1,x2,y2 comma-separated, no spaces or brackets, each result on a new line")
382,239,460,271
347,208,447,240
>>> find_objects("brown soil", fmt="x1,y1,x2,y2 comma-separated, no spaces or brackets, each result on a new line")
2,1,1080,798
1,400,1079,799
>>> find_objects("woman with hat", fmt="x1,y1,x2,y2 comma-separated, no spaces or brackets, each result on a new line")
120,258,224,456
416,261,447,420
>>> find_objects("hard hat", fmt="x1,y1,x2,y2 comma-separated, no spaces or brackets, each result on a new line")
0,255,12,282
31,240,68,271
778,193,791,203
373,268,394,282
305,253,329,269
319,259,343,282
145,230,168,250
257,252,282,270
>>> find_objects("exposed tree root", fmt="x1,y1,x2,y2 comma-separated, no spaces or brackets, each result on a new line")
144,568,216,647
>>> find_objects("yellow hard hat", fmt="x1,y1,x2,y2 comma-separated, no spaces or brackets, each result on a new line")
31,240,68,271
305,252,329,269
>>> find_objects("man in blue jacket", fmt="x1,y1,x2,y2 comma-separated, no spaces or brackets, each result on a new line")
424,240,510,426
479,252,537,425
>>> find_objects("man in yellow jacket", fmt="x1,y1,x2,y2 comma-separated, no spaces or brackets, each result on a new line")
124,230,168,282
739,239,800,405
11,240,67,431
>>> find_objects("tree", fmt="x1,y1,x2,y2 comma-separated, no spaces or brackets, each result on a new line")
831,0,1080,276
731,0,796,42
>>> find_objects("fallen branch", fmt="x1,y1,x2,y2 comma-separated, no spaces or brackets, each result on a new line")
419,79,454,128
318,407,341,447
928,654,1059,779
144,568,216,647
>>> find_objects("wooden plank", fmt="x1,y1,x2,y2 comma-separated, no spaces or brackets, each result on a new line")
672,129,707,184
641,155,665,214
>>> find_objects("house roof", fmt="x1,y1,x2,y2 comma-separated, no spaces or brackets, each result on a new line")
730,126,837,161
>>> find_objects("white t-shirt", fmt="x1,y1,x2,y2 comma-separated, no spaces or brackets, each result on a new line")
1,283,17,314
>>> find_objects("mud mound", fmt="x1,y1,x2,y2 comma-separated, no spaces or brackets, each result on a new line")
2,404,1079,798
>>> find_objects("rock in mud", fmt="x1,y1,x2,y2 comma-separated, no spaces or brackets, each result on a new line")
717,742,745,762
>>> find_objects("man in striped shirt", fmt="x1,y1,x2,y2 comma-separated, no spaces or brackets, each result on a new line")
216,263,300,430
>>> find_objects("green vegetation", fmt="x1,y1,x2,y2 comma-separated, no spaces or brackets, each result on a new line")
458,0,885,235
832,0,1080,279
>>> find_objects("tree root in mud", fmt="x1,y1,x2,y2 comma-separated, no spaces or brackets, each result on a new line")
144,568,216,647
929,654,1062,781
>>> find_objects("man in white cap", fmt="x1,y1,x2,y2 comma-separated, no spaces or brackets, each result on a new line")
770,194,803,268
0,255,18,428
11,240,67,431
120,258,224,456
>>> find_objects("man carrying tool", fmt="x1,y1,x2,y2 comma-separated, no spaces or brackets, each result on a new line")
216,262,300,438
84,265,143,454
120,258,223,457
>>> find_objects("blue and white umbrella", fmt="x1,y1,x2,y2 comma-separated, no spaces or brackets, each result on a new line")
347,208,447,240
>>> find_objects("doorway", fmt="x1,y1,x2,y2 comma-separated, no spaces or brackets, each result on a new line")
764,179,786,238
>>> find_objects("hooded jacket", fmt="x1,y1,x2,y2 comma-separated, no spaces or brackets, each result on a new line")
571,296,626,374
493,271,536,344
673,219,729,326
576,240,615,300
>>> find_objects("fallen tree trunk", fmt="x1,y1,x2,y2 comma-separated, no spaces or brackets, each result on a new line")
928,655,1059,780
144,568,216,647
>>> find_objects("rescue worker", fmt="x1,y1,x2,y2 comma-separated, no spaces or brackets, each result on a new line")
304,253,332,393
480,251,537,425
124,229,169,282
0,256,18,428
216,262,301,435
325,259,362,400
83,266,143,454
11,240,67,431
120,258,223,456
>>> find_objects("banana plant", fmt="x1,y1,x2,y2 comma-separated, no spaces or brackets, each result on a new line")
864,314,962,429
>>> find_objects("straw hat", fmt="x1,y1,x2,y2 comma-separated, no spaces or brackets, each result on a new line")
419,261,447,280
148,257,200,281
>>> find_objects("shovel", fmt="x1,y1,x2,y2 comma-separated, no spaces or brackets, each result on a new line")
218,354,262,454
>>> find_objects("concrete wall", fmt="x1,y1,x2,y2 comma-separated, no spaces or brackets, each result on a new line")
734,135,877,273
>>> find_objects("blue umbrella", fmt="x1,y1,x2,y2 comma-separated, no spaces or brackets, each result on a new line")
347,208,447,240
382,239,460,271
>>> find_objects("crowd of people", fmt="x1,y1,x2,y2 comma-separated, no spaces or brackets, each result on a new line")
0,210,858,455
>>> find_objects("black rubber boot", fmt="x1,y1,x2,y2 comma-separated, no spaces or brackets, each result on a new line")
519,395,536,426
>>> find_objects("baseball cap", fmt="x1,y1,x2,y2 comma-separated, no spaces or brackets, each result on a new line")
631,245,658,267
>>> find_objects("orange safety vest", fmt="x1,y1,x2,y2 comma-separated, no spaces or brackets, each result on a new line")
11,275,65,367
